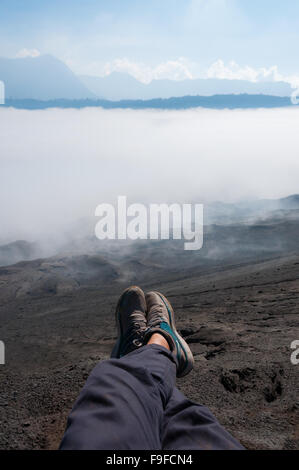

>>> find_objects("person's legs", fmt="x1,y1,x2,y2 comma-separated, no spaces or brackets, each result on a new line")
161,387,244,450
60,344,177,450
60,286,244,450
60,287,179,450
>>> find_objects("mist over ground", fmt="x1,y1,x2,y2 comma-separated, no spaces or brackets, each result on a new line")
0,106,298,244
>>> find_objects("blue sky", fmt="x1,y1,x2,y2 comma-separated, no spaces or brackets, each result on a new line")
0,0,299,83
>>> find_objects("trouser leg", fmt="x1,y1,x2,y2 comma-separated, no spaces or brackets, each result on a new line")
161,387,245,450
59,344,177,450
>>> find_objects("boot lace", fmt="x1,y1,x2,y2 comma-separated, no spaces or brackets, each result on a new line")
146,304,165,329
120,312,147,355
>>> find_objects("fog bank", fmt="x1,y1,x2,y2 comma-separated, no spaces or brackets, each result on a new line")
0,106,299,243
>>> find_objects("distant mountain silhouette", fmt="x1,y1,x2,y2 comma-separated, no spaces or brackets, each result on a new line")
204,194,299,225
80,71,293,101
5,94,294,110
0,54,95,100
0,240,39,266
0,54,293,101
278,194,299,209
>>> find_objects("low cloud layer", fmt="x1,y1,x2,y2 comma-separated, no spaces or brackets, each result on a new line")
87,58,299,88
16,48,41,59
0,106,299,243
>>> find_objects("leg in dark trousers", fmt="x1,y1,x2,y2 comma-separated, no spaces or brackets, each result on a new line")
162,387,244,450
60,345,176,450
60,344,243,450
60,287,244,450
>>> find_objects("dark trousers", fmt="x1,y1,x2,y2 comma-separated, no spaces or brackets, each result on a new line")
60,344,244,450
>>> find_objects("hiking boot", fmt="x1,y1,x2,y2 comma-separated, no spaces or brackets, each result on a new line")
111,286,147,358
144,291,194,377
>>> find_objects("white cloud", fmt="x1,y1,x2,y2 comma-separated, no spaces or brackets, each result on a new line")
152,59,193,81
1,106,299,242
85,57,299,88
16,48,41,58
205,60,281,82
103,57,193,84
205,60,299,88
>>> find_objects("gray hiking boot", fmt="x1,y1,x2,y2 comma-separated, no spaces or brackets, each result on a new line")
144,291,194,377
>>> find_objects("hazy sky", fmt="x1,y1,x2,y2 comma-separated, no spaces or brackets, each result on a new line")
1,0,299,84
1,106,299,242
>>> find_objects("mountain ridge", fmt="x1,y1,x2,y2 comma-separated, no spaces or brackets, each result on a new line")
0,54,294,101
0,54,95,100
79,71,293,101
